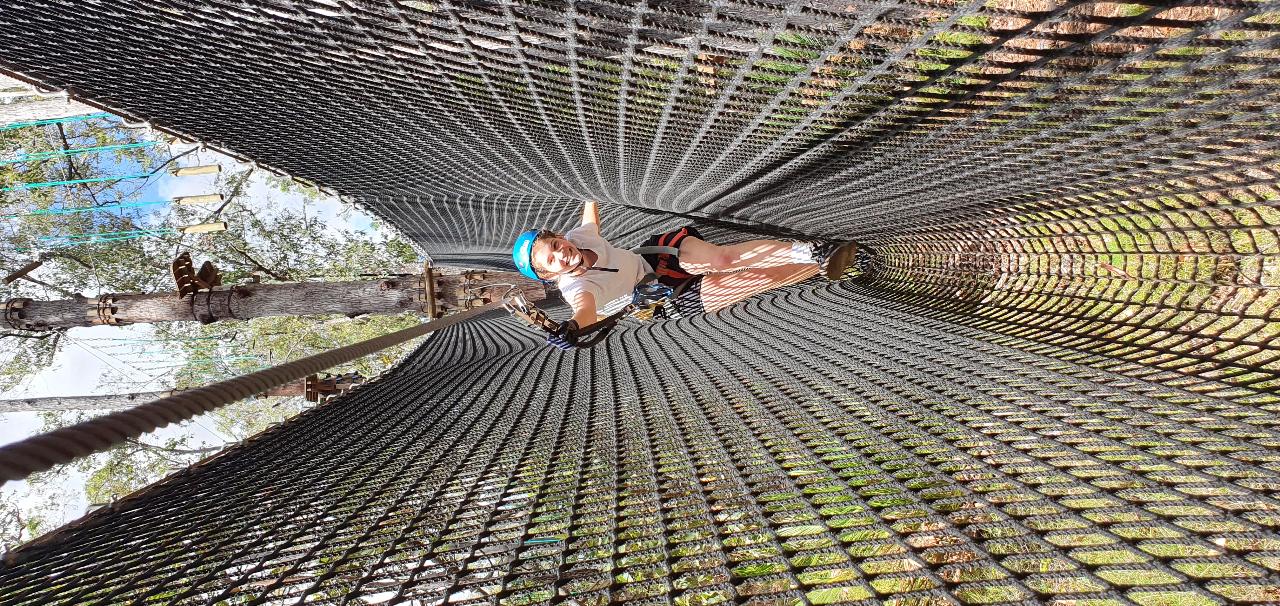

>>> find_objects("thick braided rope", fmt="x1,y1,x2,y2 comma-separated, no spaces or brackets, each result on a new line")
0,303,500,484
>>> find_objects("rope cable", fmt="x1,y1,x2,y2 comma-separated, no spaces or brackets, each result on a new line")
0,303,499,483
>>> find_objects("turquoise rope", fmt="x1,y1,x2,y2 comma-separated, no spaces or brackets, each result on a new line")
0,171,152,192
1,200,171,219
0,141,157,166
35,228,177,248
35,234,168,249
0,112,111,131
39,226,176,240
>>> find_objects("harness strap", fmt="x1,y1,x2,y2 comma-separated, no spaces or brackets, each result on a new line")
633,245,680,256
585,245,679,273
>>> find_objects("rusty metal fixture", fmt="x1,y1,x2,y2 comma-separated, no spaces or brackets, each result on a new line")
170,252,197,299
93,294,118,326
0,302,499,484
173,252,223,300
458,269,492,309
2,298,32,330
303,374,321,401
304,371,364,402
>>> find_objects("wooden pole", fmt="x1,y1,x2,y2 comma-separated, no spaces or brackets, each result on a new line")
178,222,227,234
170,165,220,177
0,390,182,413
2,271,543,331
172,194,223,205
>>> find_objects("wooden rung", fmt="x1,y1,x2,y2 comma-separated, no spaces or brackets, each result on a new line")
170,164,220,177
178,221,228,234
172,193,223,205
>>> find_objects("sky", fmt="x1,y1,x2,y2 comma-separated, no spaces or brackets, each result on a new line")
144,142,376,231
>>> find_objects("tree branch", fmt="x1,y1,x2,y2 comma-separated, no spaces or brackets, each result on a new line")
79,146,198,197
44,251,92,269
124,437,224,456
55,122,103,208
228,244,291,282
146,146,197,178
206,167,253,221
2,252,89,297
10,274,81,298
0,331,54,340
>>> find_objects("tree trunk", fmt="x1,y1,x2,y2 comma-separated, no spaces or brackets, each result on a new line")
2,272,543,331
0,377,315,412
0,390,180,413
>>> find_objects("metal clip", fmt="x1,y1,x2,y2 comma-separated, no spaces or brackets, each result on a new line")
458,270,489,304
95,294,119,326
501,290,558,333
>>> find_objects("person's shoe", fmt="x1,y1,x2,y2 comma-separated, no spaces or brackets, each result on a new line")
853,244,879,278
812,240,858,280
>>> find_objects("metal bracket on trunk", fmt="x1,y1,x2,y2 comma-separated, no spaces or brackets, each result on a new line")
94,294,119,326
3,298,32,330
459,269,491,309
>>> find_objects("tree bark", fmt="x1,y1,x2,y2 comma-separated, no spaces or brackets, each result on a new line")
2,272,543,331
0,390,178,413
0,377,314,412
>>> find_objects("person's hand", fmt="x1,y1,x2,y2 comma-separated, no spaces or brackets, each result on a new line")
546,319,580,350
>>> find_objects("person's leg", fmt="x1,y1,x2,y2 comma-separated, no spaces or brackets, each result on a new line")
698,263,819,313
677,237,815,274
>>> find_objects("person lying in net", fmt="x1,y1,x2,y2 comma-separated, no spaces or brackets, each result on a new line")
511,200,874,349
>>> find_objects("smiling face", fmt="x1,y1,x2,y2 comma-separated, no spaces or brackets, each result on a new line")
532,236,587,278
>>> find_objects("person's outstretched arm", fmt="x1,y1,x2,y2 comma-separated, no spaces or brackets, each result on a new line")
545,289,598,350
581,200,600,230
568,290,598,329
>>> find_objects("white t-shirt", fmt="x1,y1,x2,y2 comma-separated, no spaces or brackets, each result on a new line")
555,224,653,317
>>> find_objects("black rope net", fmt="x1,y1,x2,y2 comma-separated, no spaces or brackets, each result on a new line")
0,0,1277,603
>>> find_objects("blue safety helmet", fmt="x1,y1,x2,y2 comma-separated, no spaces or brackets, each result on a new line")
512,229,543,281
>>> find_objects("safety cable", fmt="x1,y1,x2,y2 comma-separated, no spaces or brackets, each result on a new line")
0,303,500,484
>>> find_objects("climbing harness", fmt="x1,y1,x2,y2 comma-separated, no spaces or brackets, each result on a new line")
502,271,678,349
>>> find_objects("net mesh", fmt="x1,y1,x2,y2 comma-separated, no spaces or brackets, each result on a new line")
4,288,1280,604
0,0,1278,603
